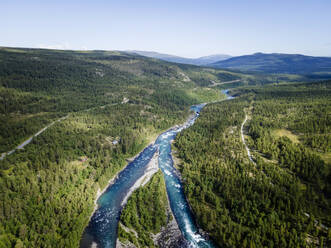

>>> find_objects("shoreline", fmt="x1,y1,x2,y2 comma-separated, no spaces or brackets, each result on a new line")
152,177,185,248
86,110,194,225
171,150,214,244
83,107,197,247
116,152,184,248
115,152,160,248
120,150,159,207
87,140,158,223
97,100,225,245
84,145,159,248
165,91,234,245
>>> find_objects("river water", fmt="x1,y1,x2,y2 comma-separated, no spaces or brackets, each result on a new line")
81,91,231,248
155,103,215,248
80,145,158,248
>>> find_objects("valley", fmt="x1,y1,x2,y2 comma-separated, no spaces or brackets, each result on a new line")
0,47,225,247
2,1,331,247
0,47,330,248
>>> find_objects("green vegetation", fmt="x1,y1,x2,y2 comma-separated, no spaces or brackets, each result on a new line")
174,81,331,247
186,87,225,103
118,171,169,247
0,47,229,153
271,129,300,144
211,52,331,76
0,102,182,248
1,46,330,248
0,47,229,248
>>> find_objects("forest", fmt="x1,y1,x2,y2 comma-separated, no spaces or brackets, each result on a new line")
0,47,234,154
174,81,331,247
1,47,330,248
0,47,228,248
118,171,169,247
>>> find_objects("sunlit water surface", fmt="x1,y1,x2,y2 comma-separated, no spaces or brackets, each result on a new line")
81,91,232,248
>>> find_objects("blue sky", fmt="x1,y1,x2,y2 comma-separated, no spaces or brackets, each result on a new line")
1,0,331,57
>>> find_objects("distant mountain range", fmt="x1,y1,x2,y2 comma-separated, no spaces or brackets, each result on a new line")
210,53,331,74
125,50,231,66
125,51,331,75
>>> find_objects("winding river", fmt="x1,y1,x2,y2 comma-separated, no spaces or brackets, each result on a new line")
81,91,232,248
155,103,214,248
80,145,158,248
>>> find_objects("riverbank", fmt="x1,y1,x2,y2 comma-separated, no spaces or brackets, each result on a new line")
87,143,158,224
171,147,214,244
116,202,185,248
151,190,185,247
86,114,193,225
121,150,159,206
81,104,213,247
125,110,193,163
116,167,185,248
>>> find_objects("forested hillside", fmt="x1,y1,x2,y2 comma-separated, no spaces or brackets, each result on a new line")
174,81,331,247
0,47,220,153
0,47,293,155
210,52,331,76
0,47,229,247
1,47,329,248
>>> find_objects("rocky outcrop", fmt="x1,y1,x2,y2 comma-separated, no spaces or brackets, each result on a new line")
152,212,186,248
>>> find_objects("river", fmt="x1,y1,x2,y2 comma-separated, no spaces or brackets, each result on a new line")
81,91,232,248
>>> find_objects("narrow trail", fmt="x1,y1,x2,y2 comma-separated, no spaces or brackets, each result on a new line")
209,79,241,87
240,114,256,165
0,99,129,161
0,115,69,160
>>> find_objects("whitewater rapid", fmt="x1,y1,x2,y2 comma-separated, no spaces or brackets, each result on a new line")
81,91,232,248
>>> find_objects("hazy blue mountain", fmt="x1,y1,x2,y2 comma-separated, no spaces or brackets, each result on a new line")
126,50,231,65
195,54,233,65
210,53,331,74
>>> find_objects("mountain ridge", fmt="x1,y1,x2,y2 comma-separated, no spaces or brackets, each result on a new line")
125,50,231,65
210,52,331,74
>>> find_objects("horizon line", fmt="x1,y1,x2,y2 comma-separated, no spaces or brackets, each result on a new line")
1,45,331,59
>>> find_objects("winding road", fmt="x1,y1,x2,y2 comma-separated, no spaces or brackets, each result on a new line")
0,98,130,161
209,79,241,87
0,115,69,160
